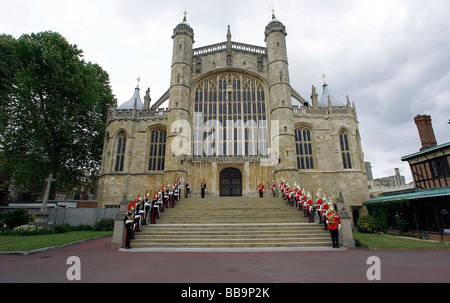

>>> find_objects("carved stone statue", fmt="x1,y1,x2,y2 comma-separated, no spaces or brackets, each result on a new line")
227,55,232,66
336,191,345,211
335,191,355,248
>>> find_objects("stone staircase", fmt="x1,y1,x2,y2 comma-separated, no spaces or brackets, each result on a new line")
130,196,331,248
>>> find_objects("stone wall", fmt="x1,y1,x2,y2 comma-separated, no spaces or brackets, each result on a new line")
1,207,119,226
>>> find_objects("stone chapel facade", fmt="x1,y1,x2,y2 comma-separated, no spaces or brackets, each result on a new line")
97,14,369,218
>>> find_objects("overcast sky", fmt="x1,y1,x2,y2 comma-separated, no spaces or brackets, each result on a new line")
2,0,449,182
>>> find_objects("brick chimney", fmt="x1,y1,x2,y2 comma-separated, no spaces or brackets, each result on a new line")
414,114,437,151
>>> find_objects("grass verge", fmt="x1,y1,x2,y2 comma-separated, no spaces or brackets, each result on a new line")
353,232,450,250
0,231,112,253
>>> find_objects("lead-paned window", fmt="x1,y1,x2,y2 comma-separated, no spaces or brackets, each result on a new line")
295,128,314,170
193,73,268,157
114,132,127,171
148,129,166,171
340,130,352,169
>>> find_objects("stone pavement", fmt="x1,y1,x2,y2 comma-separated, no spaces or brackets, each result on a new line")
1,236,449,286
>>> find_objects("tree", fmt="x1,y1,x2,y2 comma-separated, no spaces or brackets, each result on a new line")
0,34,18,203
0,31,115,195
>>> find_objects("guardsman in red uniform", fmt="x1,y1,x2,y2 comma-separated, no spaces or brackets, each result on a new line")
257,181,264,198
293,184,298,207
124,203,135,249
288,184,294,206
320,198,329,227
174,177,180,201
185,179,191,198
270,181,276,197
150,192,158,224
285,183,291,205
315,193,323,223
201,179,207,198
306,192,313,222
295,187,301,209
143,190,149,225
137,195,145,228
163,183,169,210
133,197,142,232
172,182,178,207
301,192,307,215
327,208,341,248
279,179,285,199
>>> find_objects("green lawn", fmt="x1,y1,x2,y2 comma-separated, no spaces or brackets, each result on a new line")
353,232,450,250
0,231,112,253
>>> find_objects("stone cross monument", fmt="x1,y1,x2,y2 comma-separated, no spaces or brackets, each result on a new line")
31,174,55,228
336,192,355,248
111,194,129,249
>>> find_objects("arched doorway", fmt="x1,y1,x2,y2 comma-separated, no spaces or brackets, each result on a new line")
220,168,242,197
352,209,360,227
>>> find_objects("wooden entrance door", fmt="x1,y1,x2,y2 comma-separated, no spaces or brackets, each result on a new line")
220,168,242,197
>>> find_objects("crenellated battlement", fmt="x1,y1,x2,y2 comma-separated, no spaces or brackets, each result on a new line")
193,41,267,56
106,108,168,124
292,104,357,118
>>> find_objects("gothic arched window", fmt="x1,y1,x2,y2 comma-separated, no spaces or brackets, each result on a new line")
340,130,352,169
148,129,166,171
295,128,314,169
114,132,127,172
193,72,268,158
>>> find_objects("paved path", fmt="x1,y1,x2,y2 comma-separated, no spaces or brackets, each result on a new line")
1,236,449,286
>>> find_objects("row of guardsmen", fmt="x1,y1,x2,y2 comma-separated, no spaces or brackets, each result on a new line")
123,177,188,249
271,178,342,248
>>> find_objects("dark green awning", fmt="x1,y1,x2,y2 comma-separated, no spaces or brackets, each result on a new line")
364,187,450,204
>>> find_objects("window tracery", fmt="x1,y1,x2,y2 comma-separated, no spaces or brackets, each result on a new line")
114,132,127,172
193,72,268,157
148,129,166,171
295,128,314,169
340,130,352,169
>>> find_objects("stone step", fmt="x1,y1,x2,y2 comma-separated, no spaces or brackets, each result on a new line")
139,223,325,230
136,226,328,236
132,233,330,240
130,196,331,248
139,223,326,231
132,237,329,246
132,239,330,248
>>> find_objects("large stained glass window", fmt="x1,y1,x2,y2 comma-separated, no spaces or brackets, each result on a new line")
193,73,268,158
